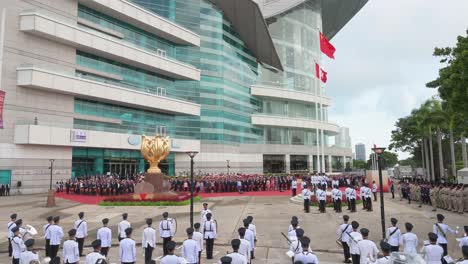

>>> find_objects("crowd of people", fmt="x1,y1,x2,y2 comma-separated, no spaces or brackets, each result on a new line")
55,175,139,196
1,183,10,196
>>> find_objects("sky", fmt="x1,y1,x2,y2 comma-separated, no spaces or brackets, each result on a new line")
324,0,468,160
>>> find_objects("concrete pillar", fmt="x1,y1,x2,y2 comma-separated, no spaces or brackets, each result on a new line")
343,155,346,171
285,154,290,174
321,129,325,172
328,155,332,173
94,157,104,174
308,154,313,173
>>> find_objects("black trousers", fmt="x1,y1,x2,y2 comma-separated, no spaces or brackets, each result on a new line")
122,262,135,264
350,199,356,212
76,237,85,256
292,188,296,197
144,245,154,264
390,246,399,252
319,200,326,213
342,242,350,260
12,258,19,264
366,197,372,211
8,238,12,257
101,247,109,257
304,199,310,213
347,198,351,210
206,238,214,259
351,254,360,264
50,245,59,258
163,237,172,255
373,192,377,201
439,243,448,264
336,199,342,213
45,238,50,257
198,251,201,264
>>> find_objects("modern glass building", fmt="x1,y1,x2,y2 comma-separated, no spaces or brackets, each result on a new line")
0,0,367,193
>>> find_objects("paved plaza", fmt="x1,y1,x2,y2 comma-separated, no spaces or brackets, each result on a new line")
0,193,467,263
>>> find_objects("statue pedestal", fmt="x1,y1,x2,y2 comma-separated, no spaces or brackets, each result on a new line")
135,173,172,194
46,189,56,207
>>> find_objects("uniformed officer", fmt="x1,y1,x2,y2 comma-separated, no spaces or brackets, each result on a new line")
160,241,180,264
349,186,357,213
334,185,343,213
11,226,25,264
63,229,79,264
238,228,251,263
316,185,326,213
119,228,136,264
43,216,53,257
291,178,297,197
118,213,131,242
385,218,401,252
290,228,306,263
193,223,203,264
375,241,391,264
293,237,319,264
74,212,87,257
246,216,257,250
182,227,201,264
242,219,255,259
337,215,352,263
420,232,444,264
97,218,112,257
458,245,468,264
46,216,64,259
372,181,378,202
226,239,247,264
400,222,418,254
460,226,468,249
19,239,38,264
348,221,363,264
159,212,175,256
142,218,156,263
433,214,458,261
203,213,217,259
7,213,18,257
220,256,233,264
85,239,105,264
201,203,213,225
301,184,311,213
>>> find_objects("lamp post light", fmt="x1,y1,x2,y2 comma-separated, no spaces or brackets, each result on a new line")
46,159,56,207
372,147,386,240
186,151,198,228
226,160,230,175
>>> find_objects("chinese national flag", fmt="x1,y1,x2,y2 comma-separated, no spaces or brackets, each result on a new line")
320,69,328,83
319,32,336,59
315,63,320,79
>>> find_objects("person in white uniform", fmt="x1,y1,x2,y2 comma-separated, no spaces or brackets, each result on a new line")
85,239,105,264
291,178,297,197
19,239,39,264
242,219,255,260
118,213,131,242
201,203,213,225
182,227,201,264
160,212,175,256
226,239,247,264
386,218,401,252
7,213,18,258
348,221,363,264
421,232,444,264
11,226,25,264
316,185,327,213
43,216,53,258
74,212,88,257
457,245,468,264
288,216,300,233
293,237,319,264
238,228,251,264
301,185,312,213
142,218,156,264
193,223,203,264
160,241,181,264
119,228,136,264
204,213,217,259
357,228,378,264
97,218,112,257
400,222,418,254
459,226,468,249
375,241,391,264
63,229,79,264
337,215,352,263
46,216,64,259
433,214,458,259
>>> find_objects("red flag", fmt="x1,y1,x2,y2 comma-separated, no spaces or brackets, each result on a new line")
315,63,320,79
319,32,336,59
320,69,327,83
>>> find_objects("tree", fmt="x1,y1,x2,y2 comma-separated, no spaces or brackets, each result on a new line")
352,160,367,170
380,151,398,168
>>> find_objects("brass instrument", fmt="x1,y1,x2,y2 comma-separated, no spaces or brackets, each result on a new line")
140,134,171,173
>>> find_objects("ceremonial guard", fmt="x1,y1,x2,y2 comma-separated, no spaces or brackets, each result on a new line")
46,216,64,259
182,227,200,264
7,213,18,257
160,241,180,264
119,228,136,264
385,218,401,252
290,228,306,262
357,228,379,264
226,239,248,264
336,215,352,263
433,214,458,259
301,184,311,213
345,185,352,210
242,219,255,259
97,218,112,257
238,228,251,263
400,222,418,254
193,223,203,263
375,242,391,264
43,216,53,257
63,229,79,264
142,218,156,264
333,185,343,213
316,185,327,213
421,232,444,264
74,212,87,256
291,178,297,197
19,239,39,264
293,237,319,264
203,213,217,259
364,185,373,211
246,216,257,250
11,226,25,264
159,212,175,256
349,186,357,213
288,216,300,233
118,213,131,242
372,181,378,201
459,226,468,248
220,256,233,264
459,246,468,264
201,203,213,225
360,184,367,210
348,221,363,264
85,239,105,264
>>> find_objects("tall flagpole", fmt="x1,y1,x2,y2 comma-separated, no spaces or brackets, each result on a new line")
0,8,7,87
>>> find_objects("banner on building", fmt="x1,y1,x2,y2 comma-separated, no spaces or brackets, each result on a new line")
0,90,5,129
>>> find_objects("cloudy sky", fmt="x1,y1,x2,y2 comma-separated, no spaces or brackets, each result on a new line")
324,0,468,160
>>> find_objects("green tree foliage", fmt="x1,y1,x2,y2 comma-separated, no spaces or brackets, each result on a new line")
352,159,368,169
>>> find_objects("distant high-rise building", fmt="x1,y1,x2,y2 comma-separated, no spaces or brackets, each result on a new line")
355,143,366,161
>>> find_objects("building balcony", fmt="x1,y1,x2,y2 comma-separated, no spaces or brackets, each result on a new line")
251,114,339,134
17,66,201,116
14,124,200,153
19,12,200,81
251,84,332,106
78,0,200,47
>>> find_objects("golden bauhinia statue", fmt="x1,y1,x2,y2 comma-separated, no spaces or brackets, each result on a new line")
140,134,171,173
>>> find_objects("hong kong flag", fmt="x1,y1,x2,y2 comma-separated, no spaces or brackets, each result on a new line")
319,32,336,59
315,63,320,79
315,63,328,83
320,69,328,83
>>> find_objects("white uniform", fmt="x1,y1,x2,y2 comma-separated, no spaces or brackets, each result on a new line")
348,231,363,255
292,180,297,189
203,220,217,239
118,220,131,239
302,188,311,201
244,229,255,250
372,184,377,193
457,260,468,264
142,226,156,248
97,226,112,248
11,236,25,259
226,252,248,264
19,250,39,264
357,239,379,264
421,244,444,264
119,238,136,263
160,219,175,238
400,232,418,254
294,251,319,264
7,221,16,239
239,239,251,261
386,226,401,247
46,225,64,246
160,255,181,264
85,251,105,264
375,256,390,264
337,224,352,243
74,219,88,239
200,209,213,224
182,238,200,263
62,239,79,263
433,223,457,244
459,236,468,248
193,231,203,253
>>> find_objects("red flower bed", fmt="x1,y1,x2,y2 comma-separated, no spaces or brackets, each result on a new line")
102,192,191,203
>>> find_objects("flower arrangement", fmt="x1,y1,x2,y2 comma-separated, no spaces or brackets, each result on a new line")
99,192,200,206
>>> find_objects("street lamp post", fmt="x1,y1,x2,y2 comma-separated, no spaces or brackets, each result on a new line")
46,159,56,207
226,160,230,174
49,159,55,190
186,151,198,228
372,147,386,240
